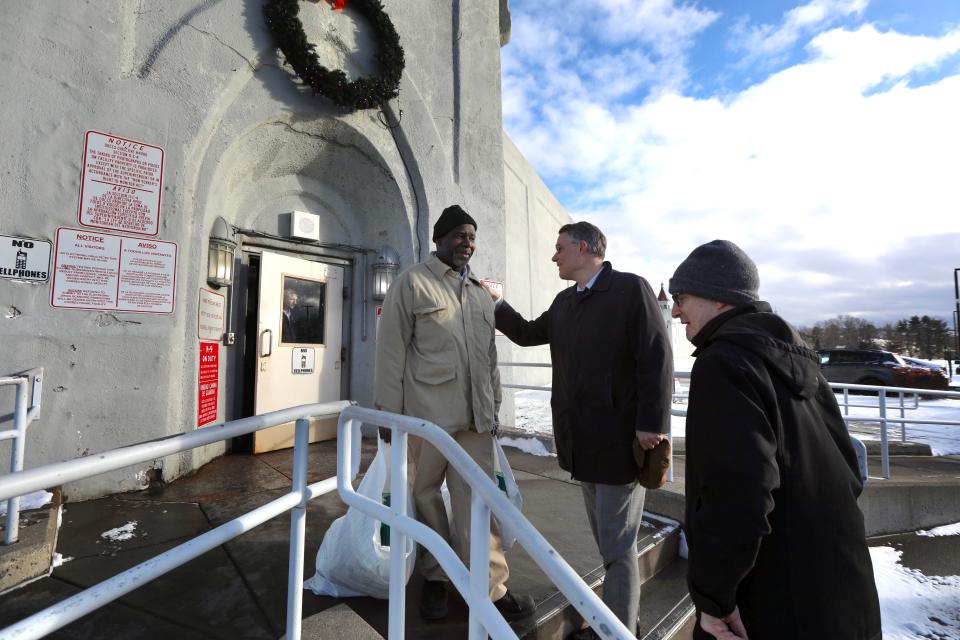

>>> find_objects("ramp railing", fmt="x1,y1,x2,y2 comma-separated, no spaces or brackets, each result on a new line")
501,362,960,481
338,405,633,640
0,401,632,640
1,367,43,545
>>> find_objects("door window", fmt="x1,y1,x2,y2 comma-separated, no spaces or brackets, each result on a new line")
281,276,326,345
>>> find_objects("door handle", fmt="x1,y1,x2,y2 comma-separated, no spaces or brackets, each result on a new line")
261,329,273,358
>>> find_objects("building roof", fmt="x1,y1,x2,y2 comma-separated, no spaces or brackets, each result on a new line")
658,284,669,302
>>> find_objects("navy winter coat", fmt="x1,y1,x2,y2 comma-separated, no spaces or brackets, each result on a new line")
495,263,673,484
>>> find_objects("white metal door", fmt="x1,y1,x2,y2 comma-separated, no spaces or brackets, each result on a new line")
254,251,343,453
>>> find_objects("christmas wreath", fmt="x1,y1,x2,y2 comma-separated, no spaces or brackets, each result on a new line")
263,0,405,111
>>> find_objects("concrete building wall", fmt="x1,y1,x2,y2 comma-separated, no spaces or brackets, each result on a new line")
496,135,573,426
0,1,531,500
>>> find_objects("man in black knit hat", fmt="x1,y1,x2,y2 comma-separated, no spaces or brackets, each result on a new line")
375,204,534,623
670,240,881,640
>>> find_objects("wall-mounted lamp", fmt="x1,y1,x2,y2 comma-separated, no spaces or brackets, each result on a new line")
207,216,237,288
372,245,400,301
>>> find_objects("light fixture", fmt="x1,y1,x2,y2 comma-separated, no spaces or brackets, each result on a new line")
207,216,237,288
372,245,400,301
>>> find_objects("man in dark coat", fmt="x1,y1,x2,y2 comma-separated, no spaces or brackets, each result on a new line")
489,221,673,639
669,240,881,640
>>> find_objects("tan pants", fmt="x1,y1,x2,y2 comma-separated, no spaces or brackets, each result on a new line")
409,428,509,600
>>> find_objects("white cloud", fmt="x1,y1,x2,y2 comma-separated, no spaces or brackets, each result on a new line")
733,0,870,60
505,23,960,325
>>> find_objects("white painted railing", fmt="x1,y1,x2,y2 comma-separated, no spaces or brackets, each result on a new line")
1,367,43,545
0,400,633,640
339,405,633,640
0,401,351,640
500,363,960,481
825,382,960,479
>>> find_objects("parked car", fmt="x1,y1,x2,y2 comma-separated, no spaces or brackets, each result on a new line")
901,356,945,374
816,349,949,391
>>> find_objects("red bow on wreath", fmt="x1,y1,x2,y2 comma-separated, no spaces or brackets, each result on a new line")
327,0,348,9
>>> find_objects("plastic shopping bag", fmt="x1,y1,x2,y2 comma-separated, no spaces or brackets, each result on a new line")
304,438,415,599
492,438,523,551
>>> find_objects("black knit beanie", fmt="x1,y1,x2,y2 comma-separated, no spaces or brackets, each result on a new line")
432,205,477,242
669,240,759,306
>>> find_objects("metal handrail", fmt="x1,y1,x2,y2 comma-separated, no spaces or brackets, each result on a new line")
1,368,43,545
0,400,632,640
0,401,352,640
500,362,960,481
337,406,633,640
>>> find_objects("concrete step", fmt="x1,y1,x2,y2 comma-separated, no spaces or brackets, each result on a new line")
510,517,684,640
282,603,384,639
637,558,696,640
0,488,62,595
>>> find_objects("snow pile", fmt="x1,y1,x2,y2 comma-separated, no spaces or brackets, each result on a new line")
498,435,552,457
0,490,53,516
917,522,960,538
514,389,553,434
871,545,960,639
100,521,138,542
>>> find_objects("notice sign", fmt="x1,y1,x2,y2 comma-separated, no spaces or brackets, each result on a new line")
78,131,164,235
0,235,52,282
51,228,177,313
292,347,315,374
198,341,219,427
198,288,225,341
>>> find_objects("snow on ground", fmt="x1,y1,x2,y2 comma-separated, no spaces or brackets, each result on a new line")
0,490,52,516
498,435,552,457
871,537,960,639
100,521,138,542
918,522,960,538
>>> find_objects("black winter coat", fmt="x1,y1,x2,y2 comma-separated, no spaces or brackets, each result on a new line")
685,302,881,640
495,263,673,484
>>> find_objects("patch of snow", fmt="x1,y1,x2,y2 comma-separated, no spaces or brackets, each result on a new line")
836,394,960,456
871,545,960,639
678,530,688,560
917,522,960,538
100,521,138,542
51,553,73,568
0,490,52,516
498,436,553,457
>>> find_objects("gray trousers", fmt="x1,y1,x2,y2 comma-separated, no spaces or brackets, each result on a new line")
581,480,646,635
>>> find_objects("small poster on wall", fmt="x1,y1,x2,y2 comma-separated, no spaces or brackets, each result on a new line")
198,341,219,427
50,228,177,313
198,288,225,341
78,131,164,236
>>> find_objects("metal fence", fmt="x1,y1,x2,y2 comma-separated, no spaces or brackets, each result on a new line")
1,368,43,545
501,362,960,480
0,401,631,640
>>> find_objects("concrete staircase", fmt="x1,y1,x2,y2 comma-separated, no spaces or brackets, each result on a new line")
0,489,61,595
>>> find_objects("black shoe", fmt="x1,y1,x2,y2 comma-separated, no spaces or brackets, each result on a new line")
493,590,535,621
420,580,449,620
566,627,600,640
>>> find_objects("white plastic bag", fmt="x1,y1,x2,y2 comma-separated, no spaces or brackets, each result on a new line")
492,438,523,551
304,439,415,599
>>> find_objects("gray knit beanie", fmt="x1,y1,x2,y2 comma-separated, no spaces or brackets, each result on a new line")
669,240,759,306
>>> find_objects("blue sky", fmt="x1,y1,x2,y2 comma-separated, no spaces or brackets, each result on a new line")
501,0,960,328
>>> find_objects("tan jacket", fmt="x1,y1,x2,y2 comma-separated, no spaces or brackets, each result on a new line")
374,253,501,432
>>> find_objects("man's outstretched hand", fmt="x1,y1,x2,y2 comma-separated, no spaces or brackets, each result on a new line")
480,281,499,302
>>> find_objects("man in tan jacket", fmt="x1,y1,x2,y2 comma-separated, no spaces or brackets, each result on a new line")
374,205,534,622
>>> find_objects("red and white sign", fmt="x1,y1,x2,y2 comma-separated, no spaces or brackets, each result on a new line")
198,341,219,427
78,131,164,236
51,228,177,313
198,288,225,341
